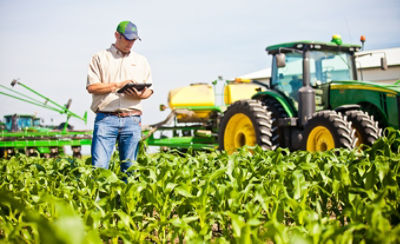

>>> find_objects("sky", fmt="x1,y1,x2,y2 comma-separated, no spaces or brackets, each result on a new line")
1,0,400,130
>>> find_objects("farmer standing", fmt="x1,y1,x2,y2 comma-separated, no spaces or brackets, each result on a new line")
86,20,153,172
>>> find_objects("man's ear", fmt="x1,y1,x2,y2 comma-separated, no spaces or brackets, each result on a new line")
114,32,119,39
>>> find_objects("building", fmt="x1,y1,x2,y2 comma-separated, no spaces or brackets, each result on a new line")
356,47,400,84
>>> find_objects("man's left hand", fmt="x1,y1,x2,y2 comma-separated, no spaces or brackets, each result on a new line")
124,87,153,99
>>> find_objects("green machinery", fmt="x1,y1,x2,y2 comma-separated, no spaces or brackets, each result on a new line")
0,80,92,157
144,35,400,153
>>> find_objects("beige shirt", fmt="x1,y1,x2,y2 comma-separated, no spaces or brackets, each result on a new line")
87,44,152,113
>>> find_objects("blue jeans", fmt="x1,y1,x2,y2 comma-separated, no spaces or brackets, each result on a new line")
91,113,141,172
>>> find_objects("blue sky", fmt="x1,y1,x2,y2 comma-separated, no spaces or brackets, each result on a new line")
1,0,399,129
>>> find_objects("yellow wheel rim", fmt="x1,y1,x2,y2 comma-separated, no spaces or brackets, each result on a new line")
354,128,362,147
224,113,256,154
306,126,335,151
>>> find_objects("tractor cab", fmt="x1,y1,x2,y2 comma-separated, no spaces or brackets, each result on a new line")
268,38,360,110
3,114,41,132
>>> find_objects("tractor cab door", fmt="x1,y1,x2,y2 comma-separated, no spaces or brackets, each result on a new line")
271,52,303,109
309,50,355,85
309,50,357,110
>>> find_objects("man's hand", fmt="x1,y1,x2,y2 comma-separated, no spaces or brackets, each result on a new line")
124,87,153,99
87,80,133,94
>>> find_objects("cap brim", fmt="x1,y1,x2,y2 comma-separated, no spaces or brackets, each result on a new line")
122,33,141,41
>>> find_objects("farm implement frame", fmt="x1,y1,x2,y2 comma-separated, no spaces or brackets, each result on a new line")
0,80,92,157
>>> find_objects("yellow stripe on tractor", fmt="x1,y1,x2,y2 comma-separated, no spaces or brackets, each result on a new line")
331,84,397,95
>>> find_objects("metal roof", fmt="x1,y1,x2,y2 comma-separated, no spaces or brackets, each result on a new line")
356,47,400,69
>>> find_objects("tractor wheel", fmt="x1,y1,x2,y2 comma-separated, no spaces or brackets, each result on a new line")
26,147,38,157
262,98,288,147
344,110,382,147
71,146,82,158
218,99,277,154
303,110,357,151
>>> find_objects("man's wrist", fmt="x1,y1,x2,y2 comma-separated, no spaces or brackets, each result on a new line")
111,83,118,93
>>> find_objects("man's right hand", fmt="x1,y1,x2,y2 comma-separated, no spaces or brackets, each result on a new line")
87,80,134,95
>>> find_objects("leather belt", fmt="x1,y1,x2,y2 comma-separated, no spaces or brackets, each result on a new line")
97,111,141,117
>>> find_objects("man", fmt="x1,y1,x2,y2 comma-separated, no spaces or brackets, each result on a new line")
87,20,153,172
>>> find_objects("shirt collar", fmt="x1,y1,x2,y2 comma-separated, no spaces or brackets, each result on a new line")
110,44,131,57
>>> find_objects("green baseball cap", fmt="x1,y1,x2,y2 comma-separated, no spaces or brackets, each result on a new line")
116,21,141,41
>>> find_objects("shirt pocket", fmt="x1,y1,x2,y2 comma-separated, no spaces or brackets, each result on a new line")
127,64,146,83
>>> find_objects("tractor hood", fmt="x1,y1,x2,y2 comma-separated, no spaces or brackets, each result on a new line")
329,80,400,95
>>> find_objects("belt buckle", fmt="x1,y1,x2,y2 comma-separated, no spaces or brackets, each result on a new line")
119,111,132,117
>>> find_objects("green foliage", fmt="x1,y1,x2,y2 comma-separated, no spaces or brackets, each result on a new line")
0,129,400,243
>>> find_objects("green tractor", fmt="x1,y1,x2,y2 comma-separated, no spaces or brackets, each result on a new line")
2,114,43,132
219,35,399,153
145,35,399,153
0,80,92,157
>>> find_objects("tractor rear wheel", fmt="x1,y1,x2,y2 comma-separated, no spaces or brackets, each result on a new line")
262,98,288,147
218,99,277,154
344,110,382,147
303,110,357,151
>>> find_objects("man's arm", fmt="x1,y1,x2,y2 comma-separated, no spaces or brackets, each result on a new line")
87,80,132,94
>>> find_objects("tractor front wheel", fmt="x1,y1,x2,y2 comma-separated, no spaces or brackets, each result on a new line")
303,110,357,151
218,99,277,154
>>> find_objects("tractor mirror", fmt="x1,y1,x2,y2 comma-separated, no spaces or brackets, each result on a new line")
276,53,286,68
380,56,388,70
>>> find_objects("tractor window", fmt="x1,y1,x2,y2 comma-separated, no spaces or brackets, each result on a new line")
18,117,33,129
33,118,41,127
4,116,32,131
309,51,354,85
4,117,12,131
271,52,303,101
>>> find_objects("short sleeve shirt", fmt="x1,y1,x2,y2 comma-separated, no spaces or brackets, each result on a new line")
87,44,152,113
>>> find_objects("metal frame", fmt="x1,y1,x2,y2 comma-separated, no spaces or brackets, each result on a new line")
0,80,92,157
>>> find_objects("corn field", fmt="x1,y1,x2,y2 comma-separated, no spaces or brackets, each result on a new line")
1,128,400,243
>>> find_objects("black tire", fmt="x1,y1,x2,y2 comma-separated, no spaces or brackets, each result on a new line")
26,147,39,157
303,110,357,151
218,99,277,153
71,146,82,158
344,110,382,147
262,98,288,147
58,123,74,131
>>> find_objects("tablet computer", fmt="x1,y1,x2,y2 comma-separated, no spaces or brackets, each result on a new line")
117,83,152,93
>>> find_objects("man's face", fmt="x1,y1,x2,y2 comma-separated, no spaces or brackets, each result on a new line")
115,32,136,54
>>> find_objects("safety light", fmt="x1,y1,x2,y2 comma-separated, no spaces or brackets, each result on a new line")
360,35,366,50
331,34,342,45
234,78,251,83
159,104,167,111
